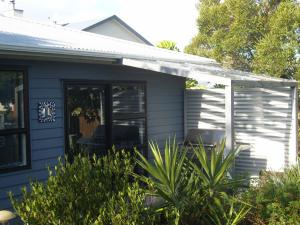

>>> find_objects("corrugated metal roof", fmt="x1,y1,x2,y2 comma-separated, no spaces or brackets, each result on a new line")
0,14,297,86
0,14,215,65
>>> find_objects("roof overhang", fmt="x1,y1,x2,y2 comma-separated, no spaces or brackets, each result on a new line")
121,58,298,88
0,44,120,64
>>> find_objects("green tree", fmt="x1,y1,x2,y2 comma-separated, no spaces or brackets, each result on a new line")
157,40,180,51
157,40,199,88
185,0,300,79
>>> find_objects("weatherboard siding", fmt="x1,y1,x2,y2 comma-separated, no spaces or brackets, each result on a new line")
0,60,185,209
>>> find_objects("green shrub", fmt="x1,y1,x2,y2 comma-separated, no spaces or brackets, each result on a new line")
136,138,250,225
10,150,158,225
243,161,300,225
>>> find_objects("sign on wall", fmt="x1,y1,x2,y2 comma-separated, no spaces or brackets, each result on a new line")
38,101,56,123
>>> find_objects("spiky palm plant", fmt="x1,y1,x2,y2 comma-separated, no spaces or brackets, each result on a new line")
136,138,250,225
135,139,194,225
188,139,250,225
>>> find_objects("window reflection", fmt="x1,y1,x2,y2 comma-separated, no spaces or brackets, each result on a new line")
0,70,27,171
66,83,147,158
67,86,106,156
112,119,145,149
113,85,145,114
0,134,26,168
0,72,24,129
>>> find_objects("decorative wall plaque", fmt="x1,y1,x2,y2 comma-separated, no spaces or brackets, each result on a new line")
38,101,56,123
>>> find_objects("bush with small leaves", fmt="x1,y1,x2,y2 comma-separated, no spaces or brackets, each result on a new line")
243,161,300,225
10,149,158,225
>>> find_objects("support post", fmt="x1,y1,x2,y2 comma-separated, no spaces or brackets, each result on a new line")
289,86,298,166
225,83,234,156
184,89,187,137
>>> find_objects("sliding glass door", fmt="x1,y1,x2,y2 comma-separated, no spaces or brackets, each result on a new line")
65,81,147,158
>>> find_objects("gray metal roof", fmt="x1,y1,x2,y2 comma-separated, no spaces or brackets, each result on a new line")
0,14,214,65
0,14,297,87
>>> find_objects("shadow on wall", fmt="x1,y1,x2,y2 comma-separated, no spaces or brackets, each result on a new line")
234,144,267,178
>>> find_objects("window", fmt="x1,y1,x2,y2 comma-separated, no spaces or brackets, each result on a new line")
0,69,30,173
65,82,147,157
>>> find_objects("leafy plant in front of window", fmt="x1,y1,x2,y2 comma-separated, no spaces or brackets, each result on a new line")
10,149,158,225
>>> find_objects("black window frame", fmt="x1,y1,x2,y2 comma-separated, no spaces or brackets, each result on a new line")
0,66,31,174
64,80,148,159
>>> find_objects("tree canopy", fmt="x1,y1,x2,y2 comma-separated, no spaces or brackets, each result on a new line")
185,0,300,79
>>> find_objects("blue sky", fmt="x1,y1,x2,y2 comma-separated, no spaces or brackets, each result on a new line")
0,0,199,50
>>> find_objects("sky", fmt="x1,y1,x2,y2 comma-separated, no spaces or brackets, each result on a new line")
0,0,199,50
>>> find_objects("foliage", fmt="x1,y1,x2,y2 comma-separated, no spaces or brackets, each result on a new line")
243,161,300,225
184,139,250,225
185,0,300,79
10,138,255,225
10,150,158,225
136,138,250,225
157,40,180,52
185,78,200,89
135,139,193,225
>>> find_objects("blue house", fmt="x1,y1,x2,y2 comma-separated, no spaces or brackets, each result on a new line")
0,14,297,210
0,14,213,209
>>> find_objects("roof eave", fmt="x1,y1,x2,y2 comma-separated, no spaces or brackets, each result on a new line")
122,58,298,87
0,44,120,64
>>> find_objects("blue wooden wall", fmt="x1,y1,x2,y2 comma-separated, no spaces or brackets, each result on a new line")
0,59,185,209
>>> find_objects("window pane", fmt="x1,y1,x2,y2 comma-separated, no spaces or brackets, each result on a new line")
66,86,106,156
0,71,24,129
0,134,26,168
112,118,145,149
112,85,145,114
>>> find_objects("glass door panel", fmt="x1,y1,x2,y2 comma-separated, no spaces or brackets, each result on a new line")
112,118,146,150
112,84,146,152
66,85,106,156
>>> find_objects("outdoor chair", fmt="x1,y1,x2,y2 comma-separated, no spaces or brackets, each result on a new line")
181,128,225,160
